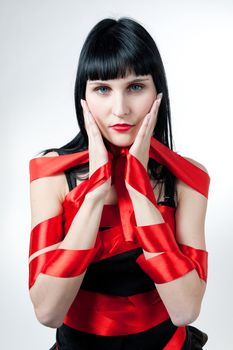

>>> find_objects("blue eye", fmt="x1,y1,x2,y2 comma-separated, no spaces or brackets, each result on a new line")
95,86,109,95
129,84,144,91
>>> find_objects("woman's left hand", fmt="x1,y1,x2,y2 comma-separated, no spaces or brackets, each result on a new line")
127,92,163,170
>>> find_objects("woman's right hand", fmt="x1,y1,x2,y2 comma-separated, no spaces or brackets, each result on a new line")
81,99,112,199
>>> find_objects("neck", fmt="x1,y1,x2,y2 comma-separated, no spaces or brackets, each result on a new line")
104,139,131,157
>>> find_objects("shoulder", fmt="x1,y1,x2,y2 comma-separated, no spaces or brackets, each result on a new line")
42,150,60,157
183,157,208,174
33,151,69,202
176,157,208,201
41,151,85,201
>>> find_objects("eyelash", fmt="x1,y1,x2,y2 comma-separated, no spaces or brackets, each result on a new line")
94,84,144,95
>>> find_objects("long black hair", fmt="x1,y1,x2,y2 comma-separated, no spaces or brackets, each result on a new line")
40,17,176,202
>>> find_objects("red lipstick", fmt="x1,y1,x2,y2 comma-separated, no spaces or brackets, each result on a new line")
110,124,134,132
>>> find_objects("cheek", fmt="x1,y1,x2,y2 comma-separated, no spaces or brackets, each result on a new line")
136,94,156,121
85,94,107,123
84,100,106,135
144,93,157,110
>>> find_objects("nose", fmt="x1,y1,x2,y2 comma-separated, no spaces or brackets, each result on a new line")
112,93,130,117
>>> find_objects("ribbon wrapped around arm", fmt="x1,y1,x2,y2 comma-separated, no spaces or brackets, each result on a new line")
123,141,209,283
28,153,112,289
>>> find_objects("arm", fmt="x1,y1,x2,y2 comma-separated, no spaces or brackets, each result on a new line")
29,153,108,329
126,160,208,327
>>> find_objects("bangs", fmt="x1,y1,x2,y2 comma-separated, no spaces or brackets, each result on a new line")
82,39,153,81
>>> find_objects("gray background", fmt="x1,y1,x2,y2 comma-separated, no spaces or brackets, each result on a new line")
1,0,232,349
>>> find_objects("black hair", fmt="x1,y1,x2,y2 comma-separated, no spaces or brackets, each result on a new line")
39,17,176,202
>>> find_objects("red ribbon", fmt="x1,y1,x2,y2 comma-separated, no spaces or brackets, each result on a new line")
135,222,180,252
179,243,208,281
64,289,170,336
30,137,210,243
29,137,210,347
136,250,195,284
30,137,210,198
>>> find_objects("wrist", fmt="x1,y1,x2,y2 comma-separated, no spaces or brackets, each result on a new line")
85,191,106,204
127,187,164,226
85,178,111,202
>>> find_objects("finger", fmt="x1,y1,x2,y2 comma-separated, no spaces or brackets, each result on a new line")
81,98,90,113
80,99,105,146
132,113,151,149
146,93,163,136
81,99,100,140
140,113,151,136
138,94,162,140
81,99,91,131
149,93,163,115
147,93,162,124
130,94,163,157
88,115,103,142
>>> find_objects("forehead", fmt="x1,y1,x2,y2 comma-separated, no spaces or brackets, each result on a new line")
87,74,153,85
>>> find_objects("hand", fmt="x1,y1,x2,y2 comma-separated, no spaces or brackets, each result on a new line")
128,93,163,170
81,99,111,198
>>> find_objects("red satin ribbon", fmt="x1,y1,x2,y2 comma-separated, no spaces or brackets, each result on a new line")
135,222,179,252
29,149,89,180
29,214,63,256
111,148,136,241
149,138,210,198
136,251,195,284
163,326,186,350
29,137,210,196
179,243,208,282
64,288,170,336
29,246,99,289
29,137,210,243
134,224,197,282
29,137,210,348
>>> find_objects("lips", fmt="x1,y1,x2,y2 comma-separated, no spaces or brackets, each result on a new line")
111,123,133,127
110,124,134,132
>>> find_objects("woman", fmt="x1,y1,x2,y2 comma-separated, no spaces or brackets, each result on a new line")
28,17,210,349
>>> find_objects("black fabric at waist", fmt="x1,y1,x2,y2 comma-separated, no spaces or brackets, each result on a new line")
80,247,156,296
56,319,179,350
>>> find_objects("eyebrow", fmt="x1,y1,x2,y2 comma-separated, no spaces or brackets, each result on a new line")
88,78,150,85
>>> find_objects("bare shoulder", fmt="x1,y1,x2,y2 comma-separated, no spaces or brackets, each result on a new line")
42,151,60,157
41,151,84,201
40,151,69,201
176,157,208,200
183,157,208,174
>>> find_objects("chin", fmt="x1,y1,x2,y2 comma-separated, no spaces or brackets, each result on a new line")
104,136,134,148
